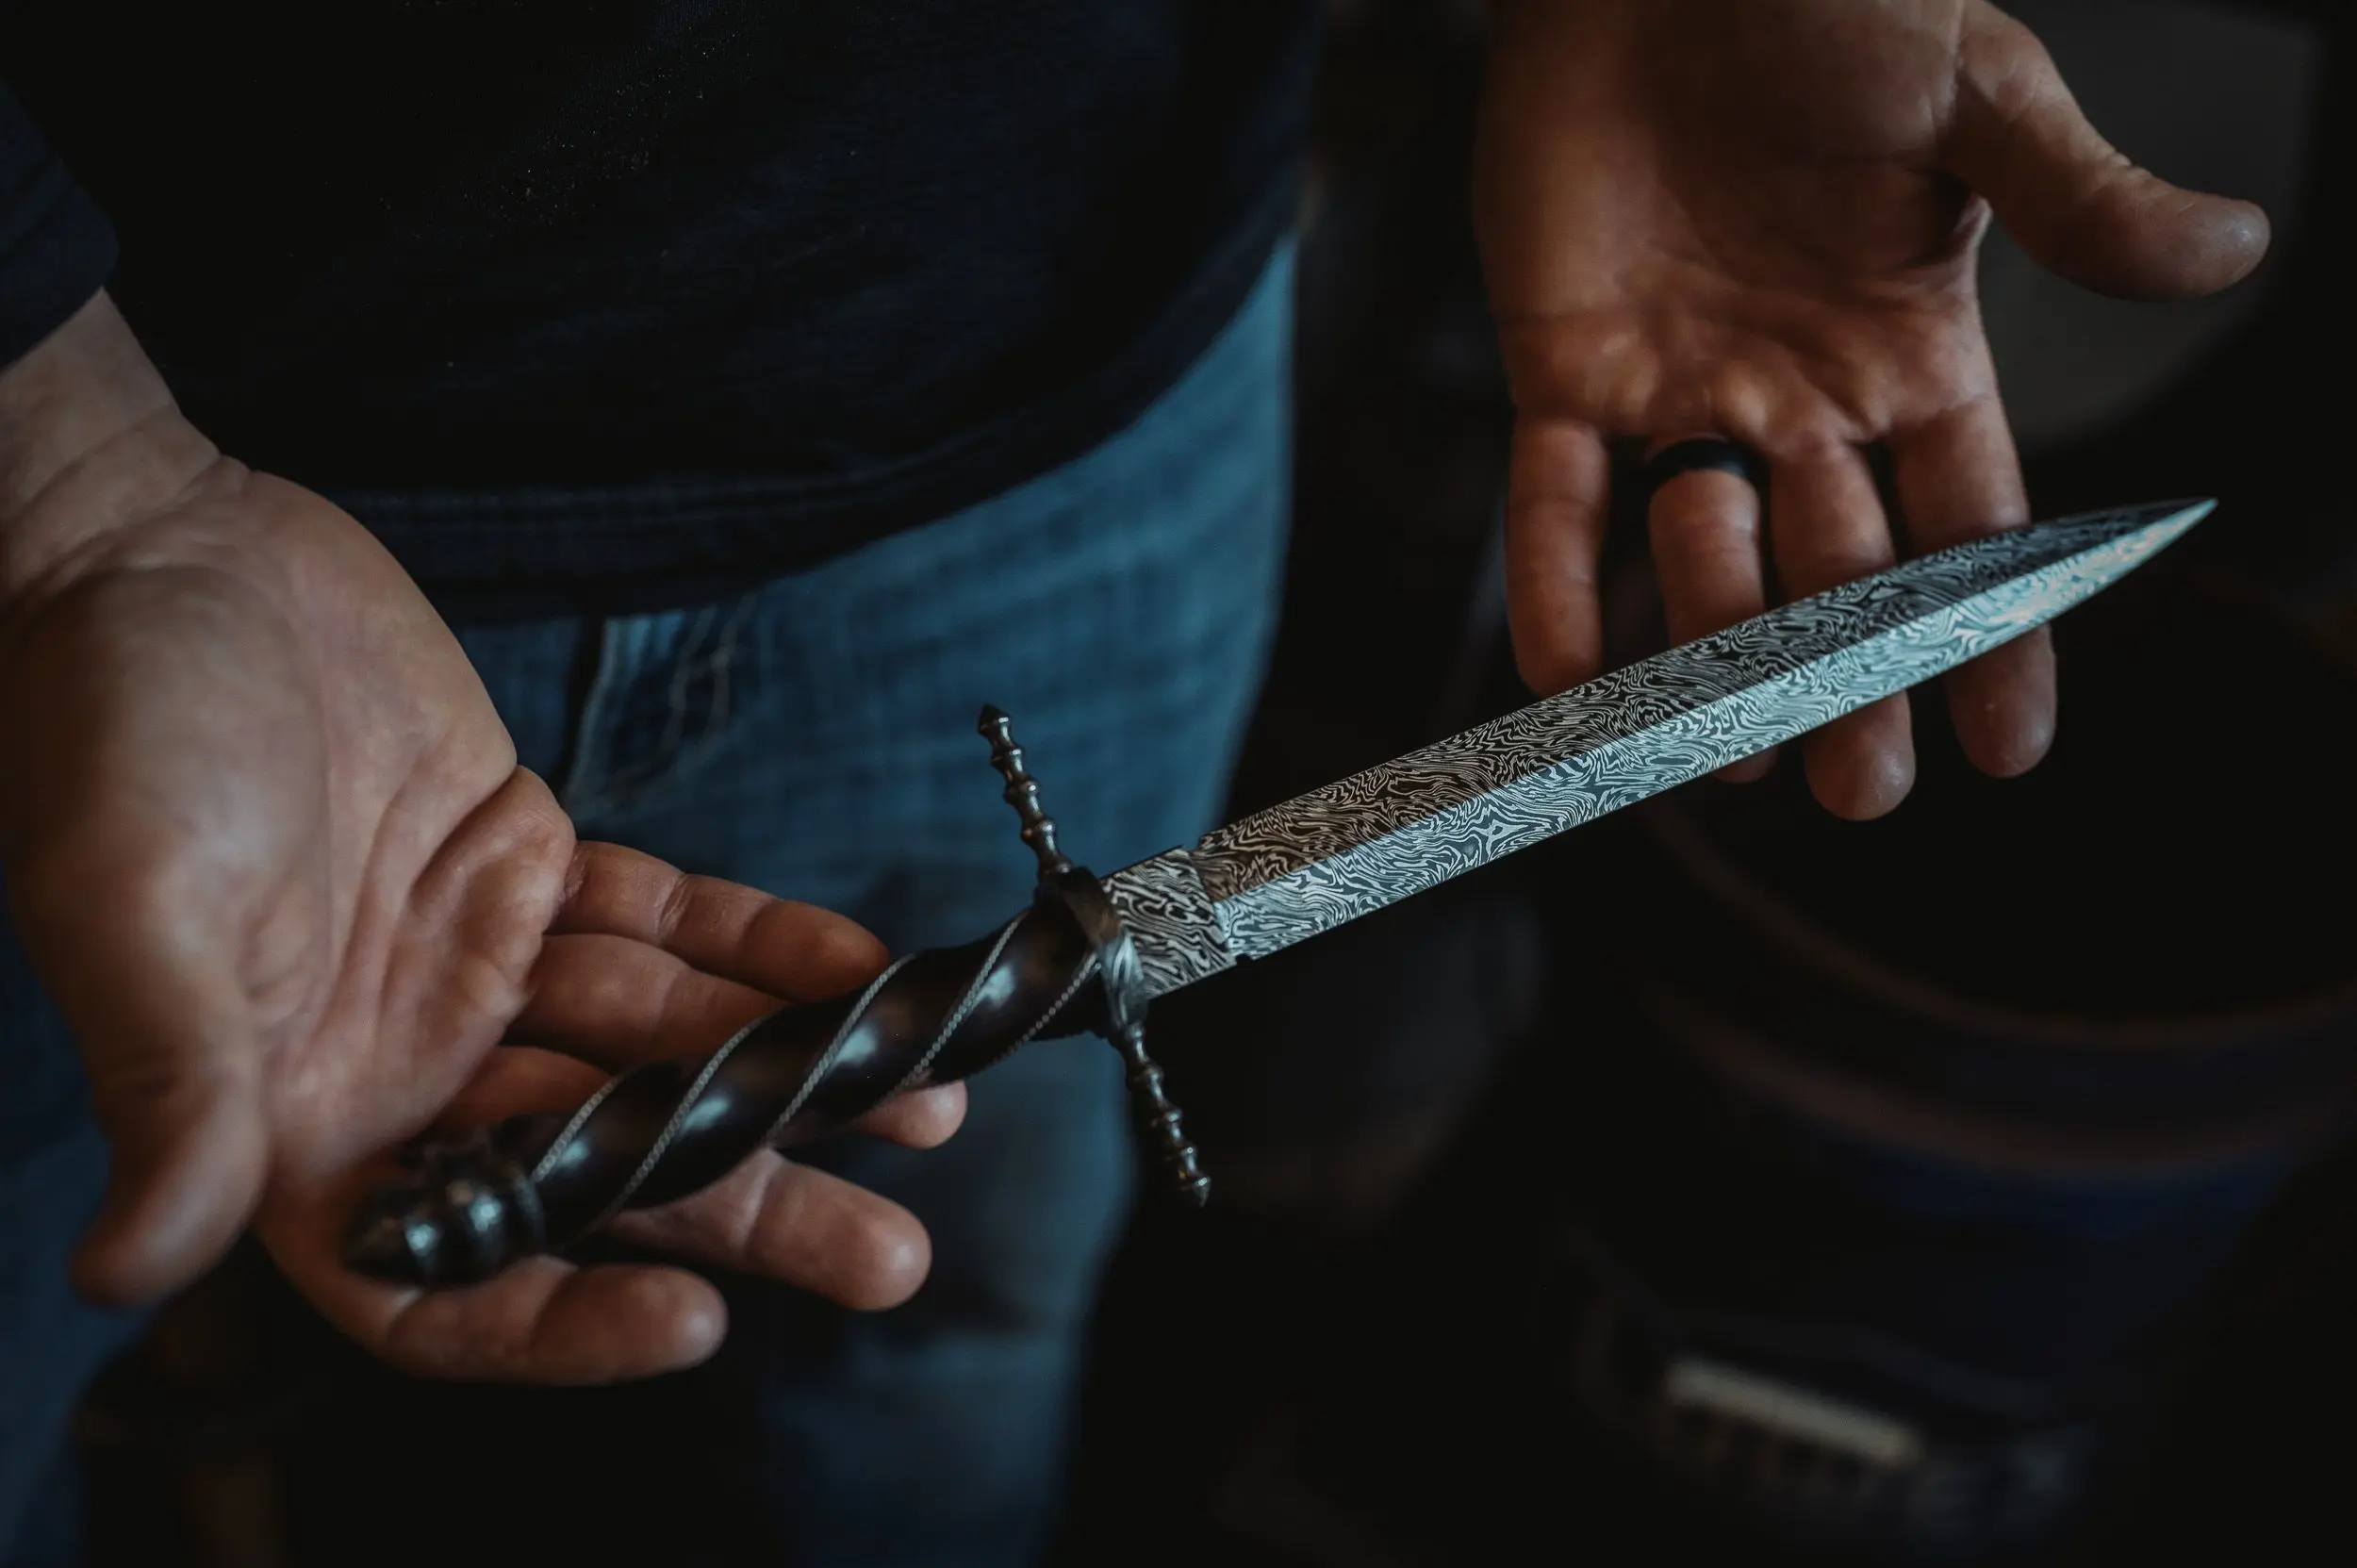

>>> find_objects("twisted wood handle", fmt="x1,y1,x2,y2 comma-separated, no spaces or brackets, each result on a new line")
349,898,1112,1284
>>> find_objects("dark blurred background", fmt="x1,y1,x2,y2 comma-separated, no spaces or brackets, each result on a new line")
67,1,2353,1563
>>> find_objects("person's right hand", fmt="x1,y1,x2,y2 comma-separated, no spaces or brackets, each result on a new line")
0,292,966,1380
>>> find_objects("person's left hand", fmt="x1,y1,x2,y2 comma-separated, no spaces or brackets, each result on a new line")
1475,0,2269,817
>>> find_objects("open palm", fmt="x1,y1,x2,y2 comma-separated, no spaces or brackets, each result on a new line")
1,355,959,1378
1475,0,2267,817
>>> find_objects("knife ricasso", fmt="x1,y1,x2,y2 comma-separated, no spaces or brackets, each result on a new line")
1102,846,1237,1001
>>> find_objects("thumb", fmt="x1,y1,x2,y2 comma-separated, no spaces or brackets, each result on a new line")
9,859,272,1305
1947,4,2269,302
74,1016,271,1306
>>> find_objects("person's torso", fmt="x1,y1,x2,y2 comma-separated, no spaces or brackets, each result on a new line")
4,1,1314,514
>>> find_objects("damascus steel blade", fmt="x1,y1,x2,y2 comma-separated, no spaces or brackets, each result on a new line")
1102,499,2211,999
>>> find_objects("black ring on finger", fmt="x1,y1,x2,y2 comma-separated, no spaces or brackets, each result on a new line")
1642,437,1767,499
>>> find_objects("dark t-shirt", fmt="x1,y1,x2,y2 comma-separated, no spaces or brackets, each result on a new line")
0,2,1316,615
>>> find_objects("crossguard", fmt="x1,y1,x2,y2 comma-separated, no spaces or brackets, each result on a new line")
346,706,1205,1287
978,706,1207,1203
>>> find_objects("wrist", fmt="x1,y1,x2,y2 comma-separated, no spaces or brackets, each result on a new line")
0,291,222,606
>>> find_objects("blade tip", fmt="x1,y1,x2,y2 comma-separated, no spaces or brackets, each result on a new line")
2144,496,2217,550
2104,496,2214,554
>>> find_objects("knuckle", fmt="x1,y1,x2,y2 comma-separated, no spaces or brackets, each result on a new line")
507,793,576,867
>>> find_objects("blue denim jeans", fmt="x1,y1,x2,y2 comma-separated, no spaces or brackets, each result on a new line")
0,241,1292,1565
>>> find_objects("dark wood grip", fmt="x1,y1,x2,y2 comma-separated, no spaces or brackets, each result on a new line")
344,898,1100,1286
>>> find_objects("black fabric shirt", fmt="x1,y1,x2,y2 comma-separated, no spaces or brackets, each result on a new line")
0,2,1316,616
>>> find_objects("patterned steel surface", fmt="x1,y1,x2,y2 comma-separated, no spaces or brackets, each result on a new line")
1101,847,1230,1001
1101,500,2210,997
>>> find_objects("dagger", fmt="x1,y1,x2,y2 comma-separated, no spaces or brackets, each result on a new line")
345,497,2212,1285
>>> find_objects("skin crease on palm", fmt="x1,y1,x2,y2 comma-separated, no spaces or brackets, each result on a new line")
0,0,2269,1386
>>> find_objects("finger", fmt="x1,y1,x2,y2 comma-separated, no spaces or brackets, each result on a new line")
608,1153,933,1312
273,1115,940,1378
1950,6,2268,301
434,1051,955,1278
504,933,963,1146
554,841,887,1001
1647,445,1774,783
374,1260,727,1383
1505,418,1610,694
71,974,269,1304
444,1043,966,1153
852,1081,965,1150
1769,448,1915,819
434,1043,610,1131
513,932,778,1072
291,1233,726,1382
281,1151,931,1378
7,852,272,1305
256,1147,728,1381
1889,399,2055,778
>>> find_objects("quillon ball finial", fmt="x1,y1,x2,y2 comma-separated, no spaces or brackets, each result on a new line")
979,703,1074,881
